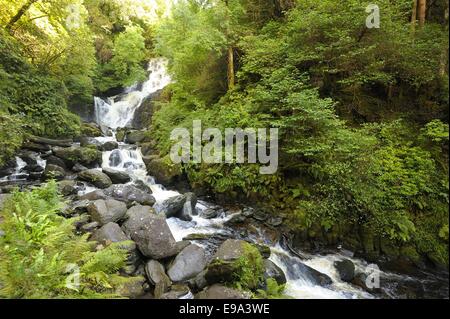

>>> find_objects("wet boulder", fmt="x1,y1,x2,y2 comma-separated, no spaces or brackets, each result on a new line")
80,122,103,137
145,155,182,186
57,180,77,196
180,192,197,220
72,163,88,173
100,141,119,152
205,239,262,287
78,169,113,189
79,190,107,201
108,149,123,167
334,259,355,282
351,272,381,293
126,130,148,144
197,284,251,299
104,184,155,207
87,199,127,225
90,222,129,245
274,252,332,287
43,164,66,181
80,222,99,233
45,155,67,170
158,194,186,218
115,277,146,298
264,260,287,285
200,208,218,219
167,245,207,282
145,260,172,298
122,205,177,259
160,284,192,300
65,199,91,216
102,168,131,184
53,145,102,167
79,136,102,149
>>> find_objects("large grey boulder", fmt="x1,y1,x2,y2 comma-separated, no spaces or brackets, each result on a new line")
180,192,197,220
102,168,131,184
126,130,147,144
145,260,172,298
78,169,112,189
58,180,77,196
104,184,155,207
334,259,355,282
274,252,333,287
196,284,251,299
80,136,102,149
43,164,66,181
91,222,129,245
122,206,177,259
87,199,127,225
264,260,287,285
167,245,207,282
53,145,101,167
100,141,119,151
205,239,250,285
145,155,182,186
79,190,107,201
158,194,186,218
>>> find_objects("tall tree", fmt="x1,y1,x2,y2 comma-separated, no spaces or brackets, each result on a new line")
5,0,40,32
411,0,418,31
418,0,427,27
224,0,235,90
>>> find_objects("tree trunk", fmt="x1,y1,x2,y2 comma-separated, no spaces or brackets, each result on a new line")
418,0,427,27
227,47,235,90
6,0,40,32
411,0,418,31
439,2,449,76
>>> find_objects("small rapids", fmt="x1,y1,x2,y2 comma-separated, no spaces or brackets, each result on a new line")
89,58,450,299
0,58,445,299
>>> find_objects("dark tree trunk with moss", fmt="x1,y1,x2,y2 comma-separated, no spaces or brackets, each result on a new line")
6,0,40,32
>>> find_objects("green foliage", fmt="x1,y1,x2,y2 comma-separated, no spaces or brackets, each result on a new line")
232,242,264,291
0,181,138,298
0,32,81,138
153,0,449,267
96,24,147,92
255,278,288,299
0,111,26,167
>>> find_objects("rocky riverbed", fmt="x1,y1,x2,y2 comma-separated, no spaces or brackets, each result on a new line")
0,59,448,299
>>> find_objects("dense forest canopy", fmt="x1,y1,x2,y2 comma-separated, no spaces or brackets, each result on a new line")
0,0,449,299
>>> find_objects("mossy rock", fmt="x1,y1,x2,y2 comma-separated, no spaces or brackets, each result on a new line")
80,122,102,137
400,245,421,264
145,155,182,186
53,145,102,167
205,239,264,291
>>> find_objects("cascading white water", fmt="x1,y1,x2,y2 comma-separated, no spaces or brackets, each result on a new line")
94,58,171,129
91,58,429,300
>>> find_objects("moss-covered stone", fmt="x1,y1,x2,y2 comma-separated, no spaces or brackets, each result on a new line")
145,155,182,186
80,122,102,137
205,240,264,291
53,145,102,167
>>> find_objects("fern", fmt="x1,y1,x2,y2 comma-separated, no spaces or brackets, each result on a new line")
0,181,139,299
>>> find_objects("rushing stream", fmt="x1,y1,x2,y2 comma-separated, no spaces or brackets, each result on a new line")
89,58,449,299
2,58,446,299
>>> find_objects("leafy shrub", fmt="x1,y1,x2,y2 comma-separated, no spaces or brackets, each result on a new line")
232,242,264,291
0,111,25,167
0,181,138,298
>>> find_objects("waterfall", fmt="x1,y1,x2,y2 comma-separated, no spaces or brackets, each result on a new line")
94,58,171,129
90,58,433,300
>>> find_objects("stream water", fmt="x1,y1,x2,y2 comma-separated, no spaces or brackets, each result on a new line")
2,58,447,299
